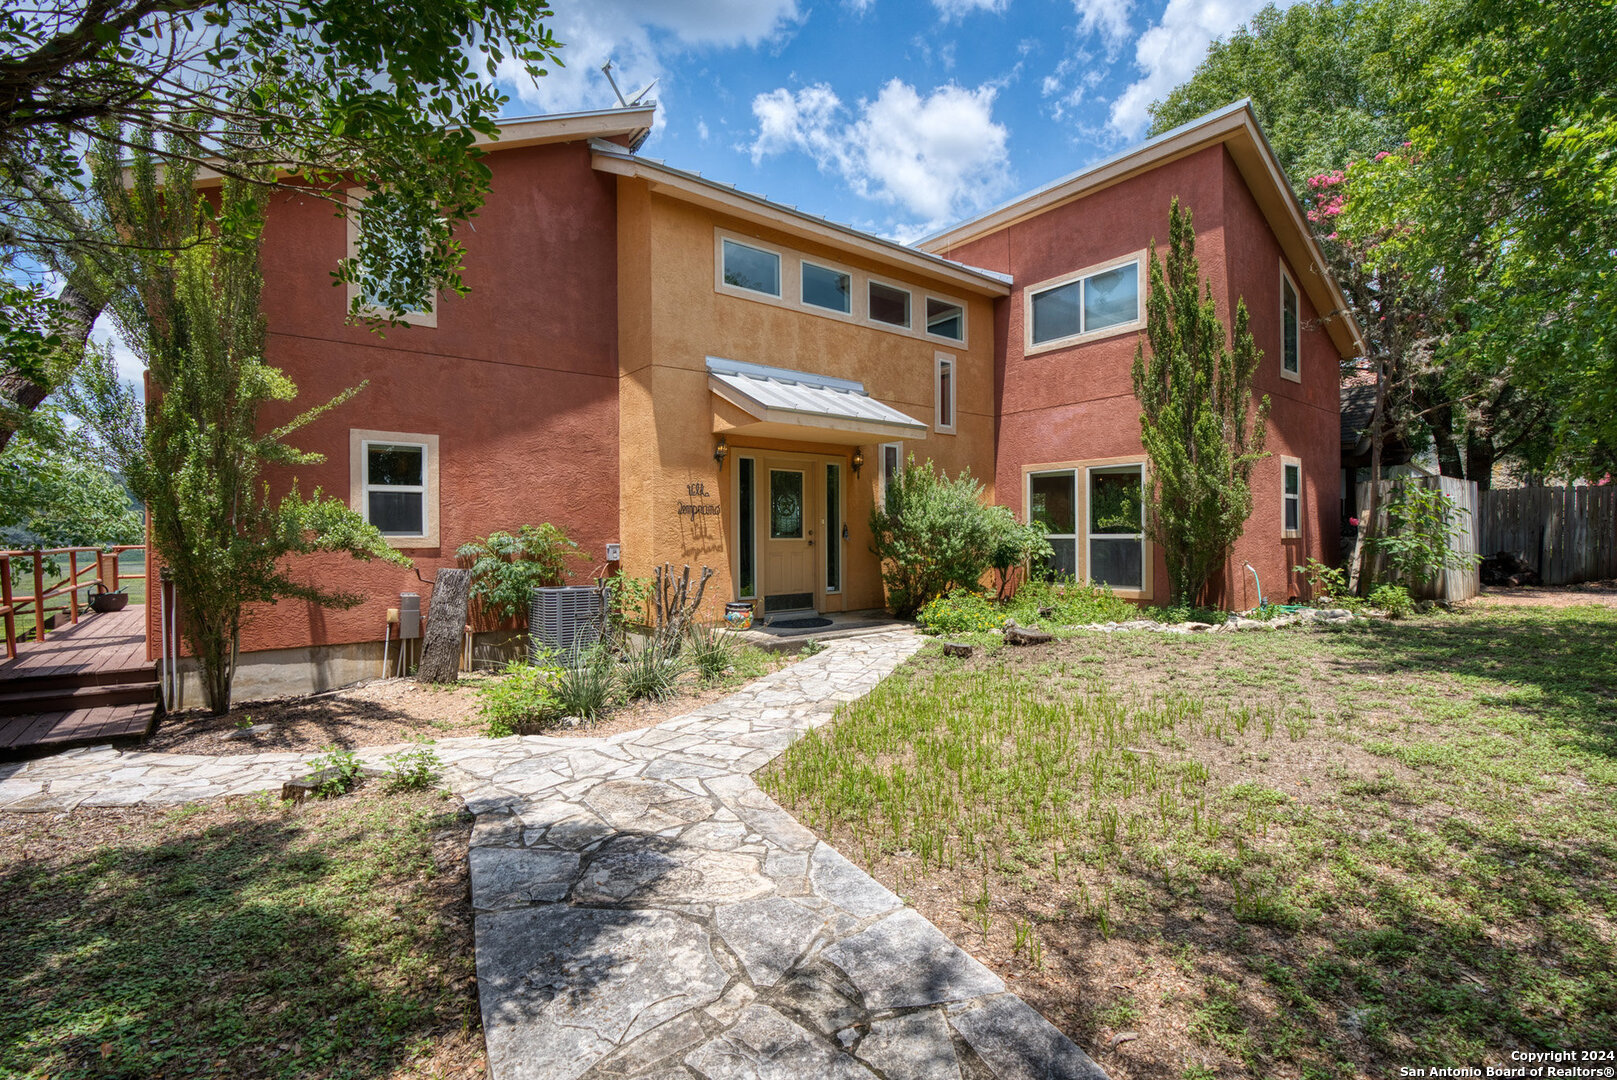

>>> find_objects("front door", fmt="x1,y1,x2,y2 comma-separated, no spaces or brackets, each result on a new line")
761,460,817,613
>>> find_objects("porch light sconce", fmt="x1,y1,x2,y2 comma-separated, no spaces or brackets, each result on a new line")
713,437,728,466
851,447,864,477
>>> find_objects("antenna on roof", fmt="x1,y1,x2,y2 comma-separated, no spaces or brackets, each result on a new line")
601,60,658,109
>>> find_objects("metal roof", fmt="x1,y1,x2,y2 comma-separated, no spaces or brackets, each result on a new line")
707,357,928,439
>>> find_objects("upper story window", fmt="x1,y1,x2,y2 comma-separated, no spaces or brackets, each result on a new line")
1026,253,1144,351
346,188,438,327
351,429,440,548
926,298,964,341
868,280,911,328
722,239,781,296
801,261,852,313
1280,266,1301,381
934,353,955,434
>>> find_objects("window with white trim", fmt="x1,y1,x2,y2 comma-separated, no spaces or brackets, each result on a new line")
801,260,851,313
351,430,439,547
1280,267,1301,380
868,281,911,328
1027,255,1143,348
722,239,781,297
878,442,903,507
1282,458,1302,537
1088,465,1145,591
926,298,964,341
934,353,955,434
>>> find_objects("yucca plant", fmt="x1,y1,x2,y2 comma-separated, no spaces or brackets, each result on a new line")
618,636,687,702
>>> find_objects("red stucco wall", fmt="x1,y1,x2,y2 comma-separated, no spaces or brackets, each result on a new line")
949,144,1342,608
148,142,623,657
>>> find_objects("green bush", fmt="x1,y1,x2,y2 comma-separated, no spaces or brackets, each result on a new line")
1007,578,1136,625
1369,482,1478,589
687,622,738,682
870,455,1000,617
457,524,585,621
383,740,444,790
478,660,562,736
554,645,617,721
985,506,1053,598
307,746,363,798
917,590,1005,635
619,636,686,701
1368,584,1414,618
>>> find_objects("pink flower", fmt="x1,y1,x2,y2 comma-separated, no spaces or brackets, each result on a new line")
1349,517,1360,526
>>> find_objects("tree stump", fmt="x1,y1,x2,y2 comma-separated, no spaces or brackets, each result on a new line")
417,568,472,684
941,641,974,658
1003,621,1054,646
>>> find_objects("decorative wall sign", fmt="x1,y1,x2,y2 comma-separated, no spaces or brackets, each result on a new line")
678,481,721,520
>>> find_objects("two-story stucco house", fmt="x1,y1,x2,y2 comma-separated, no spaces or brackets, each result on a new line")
154,99,1363,704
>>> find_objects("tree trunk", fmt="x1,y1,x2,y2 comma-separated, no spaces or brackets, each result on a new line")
0,280,102,451
417,568,471,684
1465,431,1495,491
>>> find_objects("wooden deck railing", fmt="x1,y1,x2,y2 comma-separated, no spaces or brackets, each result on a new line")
0,545,146,660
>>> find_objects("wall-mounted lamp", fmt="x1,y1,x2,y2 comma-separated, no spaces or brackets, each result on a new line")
713,437,728,466
851,446,864,478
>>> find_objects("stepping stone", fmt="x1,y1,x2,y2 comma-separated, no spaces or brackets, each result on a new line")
823,908,1003,1011
684,1004,877,1080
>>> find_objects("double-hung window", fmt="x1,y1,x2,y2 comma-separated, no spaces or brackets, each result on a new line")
1029,472,1078,580
352,430,438,547
1282,458,1302,537
1027,255,1143,349
1027,462,1148,592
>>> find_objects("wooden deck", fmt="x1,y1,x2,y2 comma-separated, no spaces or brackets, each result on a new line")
0,606,158,756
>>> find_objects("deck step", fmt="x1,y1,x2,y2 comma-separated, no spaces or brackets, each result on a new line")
0,664,159,694
0,701,157,758
0,680,160,717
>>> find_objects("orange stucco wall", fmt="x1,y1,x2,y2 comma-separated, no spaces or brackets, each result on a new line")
615,181,999,617
945,145,1341,607
149,142,625,658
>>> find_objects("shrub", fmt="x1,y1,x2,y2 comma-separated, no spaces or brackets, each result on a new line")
307,746,364,798
1369,482,1479,590
619,636,686,702
554,645,617,721
985,506,1053,599
687,622,738,682
917,590,1005,635
457,524,585,622
478,660,562,737
1368,584,1414,618
870,455,999,617
383,740,444,790
1008,578,1136,625
605,571,654,637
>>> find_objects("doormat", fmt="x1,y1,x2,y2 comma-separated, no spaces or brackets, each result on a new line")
769,617,833,629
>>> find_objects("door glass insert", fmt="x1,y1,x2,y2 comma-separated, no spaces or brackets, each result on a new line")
825,464,841,592
769,470,804,539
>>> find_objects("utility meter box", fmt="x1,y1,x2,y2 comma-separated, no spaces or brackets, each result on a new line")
605,542,621,563
398,593,422,639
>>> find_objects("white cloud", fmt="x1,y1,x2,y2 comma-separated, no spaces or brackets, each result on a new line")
1073,0,1134,53
845,0,877,13
493,0,801,115
1107,0,1281,138
931,0,1010,21
749,79,1012,229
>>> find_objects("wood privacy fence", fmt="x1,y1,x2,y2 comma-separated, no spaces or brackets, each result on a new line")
1477,486,1617,586
1355,476,1481,602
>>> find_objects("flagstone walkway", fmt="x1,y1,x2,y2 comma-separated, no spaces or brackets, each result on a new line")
0,631,1108,1080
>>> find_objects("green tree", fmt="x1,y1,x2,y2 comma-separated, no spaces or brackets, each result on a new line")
0,421,143,549
869,455,999,617
1344,0,1617,478
1131,199,1270,606
72,131,407,714
0,0,565,445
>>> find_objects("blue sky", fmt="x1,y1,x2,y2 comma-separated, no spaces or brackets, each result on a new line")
493,0,1279,241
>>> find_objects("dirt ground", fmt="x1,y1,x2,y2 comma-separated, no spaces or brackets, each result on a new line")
1470,579,1617,608
143,660,795,757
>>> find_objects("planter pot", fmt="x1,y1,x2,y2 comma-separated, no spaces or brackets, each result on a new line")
724,601,754,631
90,591,129,614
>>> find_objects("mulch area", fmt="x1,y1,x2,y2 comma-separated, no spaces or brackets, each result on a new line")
141,664,790,757
1469,580,1617,608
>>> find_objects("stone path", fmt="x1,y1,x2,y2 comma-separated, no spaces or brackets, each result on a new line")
0,631,1109,1080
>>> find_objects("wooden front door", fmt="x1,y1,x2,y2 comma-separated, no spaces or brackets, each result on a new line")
761,460,818,613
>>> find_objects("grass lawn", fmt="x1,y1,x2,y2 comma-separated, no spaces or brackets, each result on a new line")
0,782,482,1080
761,604,1617,1080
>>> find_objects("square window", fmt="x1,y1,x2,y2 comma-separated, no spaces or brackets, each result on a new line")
868,281,911,327
801,261,851,313
1082,263,1139,332
722,239,781,296
926,298,964,341
1030,281,1081,344
346,188,439,326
